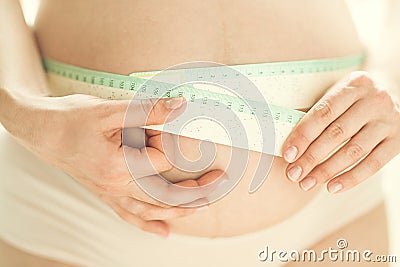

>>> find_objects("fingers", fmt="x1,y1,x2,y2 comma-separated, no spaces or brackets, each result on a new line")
145,128,163,137
146,131,175,154
296,122,388,191
166,170,227,206
281,71,400,194
326,138,400,193
132,170,227,207
196,169,226,186
100,132,174,185
122,146,172,177
285,100,374,183
108,201,169,237
100,97,187,129
101,138,226,207
119,196,196,221
125,97,186,127
282,72,373,163
83,145,171,188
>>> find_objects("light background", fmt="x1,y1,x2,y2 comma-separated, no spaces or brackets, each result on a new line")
18,0,400,262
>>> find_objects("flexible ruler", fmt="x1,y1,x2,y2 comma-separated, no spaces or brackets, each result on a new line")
43,53,364,156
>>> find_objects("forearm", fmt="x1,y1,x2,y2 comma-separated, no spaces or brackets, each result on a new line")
0,0,50,139
0,0,49,96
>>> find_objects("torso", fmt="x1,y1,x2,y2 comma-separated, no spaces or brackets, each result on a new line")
33,0,363,237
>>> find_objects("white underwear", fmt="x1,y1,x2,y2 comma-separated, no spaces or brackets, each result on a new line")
0,127,383,267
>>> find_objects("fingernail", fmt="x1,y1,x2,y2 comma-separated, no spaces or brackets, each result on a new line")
165,97,184,109
284,146,298,162
287,165,302,182
300,177,316,191
328,182,343,194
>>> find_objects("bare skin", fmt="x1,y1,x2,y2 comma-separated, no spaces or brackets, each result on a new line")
33,0,367,237
1,0,396,266
0,0,226,239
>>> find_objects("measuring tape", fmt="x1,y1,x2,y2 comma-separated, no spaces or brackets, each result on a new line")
43,53,364,156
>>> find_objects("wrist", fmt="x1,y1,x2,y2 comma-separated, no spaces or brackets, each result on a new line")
0,87,48,143
0,87,17,133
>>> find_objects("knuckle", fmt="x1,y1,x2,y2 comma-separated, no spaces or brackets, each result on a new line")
348,71,374,89
345,171,359,185
338,85,356,98
345,143,365,160
294,130,310,145
339,85,365,102
374,90,393,107
341,85,355,94
304,152,318,166
365,158,382,174
327,123,345,140
314,100,334,122
317,166,331,182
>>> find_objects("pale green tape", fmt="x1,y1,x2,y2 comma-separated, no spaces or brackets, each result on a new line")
42,54,364,155
42,53,364,125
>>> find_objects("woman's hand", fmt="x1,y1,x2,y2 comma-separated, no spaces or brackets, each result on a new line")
7,93,225,237
282,71,400,193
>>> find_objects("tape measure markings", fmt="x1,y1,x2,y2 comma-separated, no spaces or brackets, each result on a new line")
42,53,364,127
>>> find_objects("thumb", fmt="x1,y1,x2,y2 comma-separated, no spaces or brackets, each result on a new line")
103,96,186,129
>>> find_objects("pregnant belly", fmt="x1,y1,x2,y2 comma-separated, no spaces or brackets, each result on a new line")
34,0,362,237
163,142,317,237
